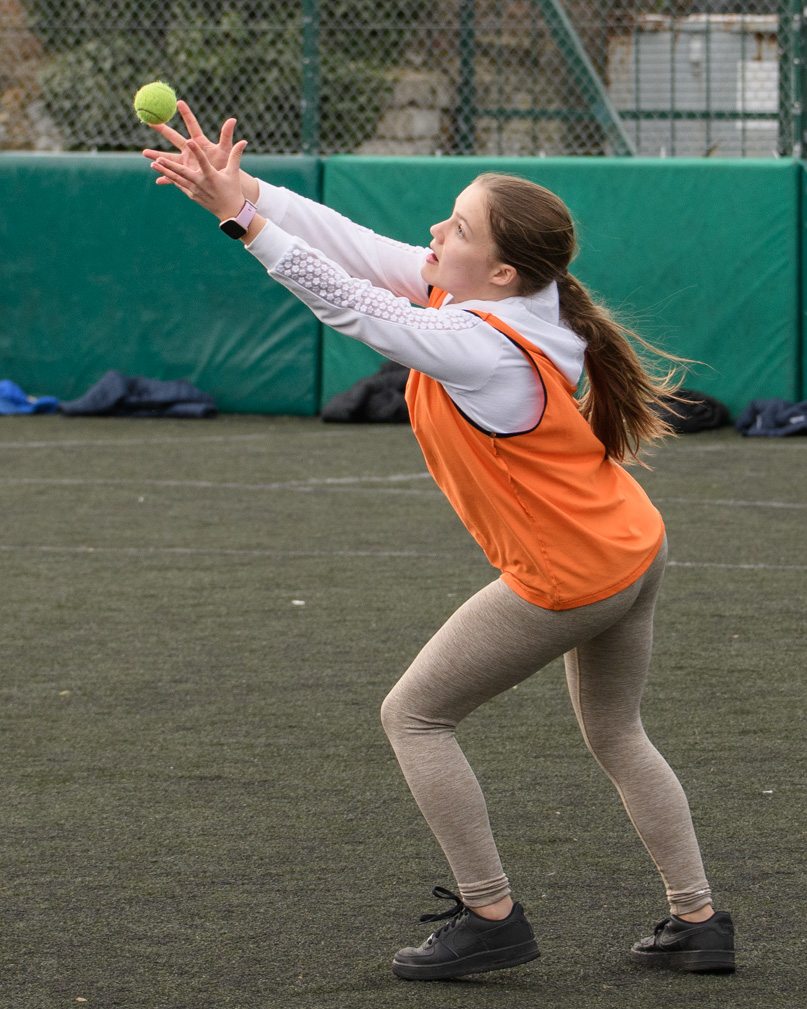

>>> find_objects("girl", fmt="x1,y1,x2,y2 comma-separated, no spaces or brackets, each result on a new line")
144,104,735,981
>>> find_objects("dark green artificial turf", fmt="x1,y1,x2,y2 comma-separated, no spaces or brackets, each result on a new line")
1,416,805,1008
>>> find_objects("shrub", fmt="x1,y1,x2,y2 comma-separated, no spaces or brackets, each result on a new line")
21,0,423,151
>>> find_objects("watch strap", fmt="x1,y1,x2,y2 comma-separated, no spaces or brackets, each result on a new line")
219,200,257,239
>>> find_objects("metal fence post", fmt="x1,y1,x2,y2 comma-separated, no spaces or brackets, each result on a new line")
778,0,803,156
799,0,807,158
797,2,806,402
301,0,320,155
455,0,476,154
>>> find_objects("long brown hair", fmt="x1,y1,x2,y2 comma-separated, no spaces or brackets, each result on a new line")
475,172,684,464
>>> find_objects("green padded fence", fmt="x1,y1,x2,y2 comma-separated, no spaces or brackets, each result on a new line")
2,154,804,418
0,153,321,414
322,157,802,418
801,163,807,400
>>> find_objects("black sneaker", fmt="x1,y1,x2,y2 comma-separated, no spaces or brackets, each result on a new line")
392,886,540,981
630,912,735,973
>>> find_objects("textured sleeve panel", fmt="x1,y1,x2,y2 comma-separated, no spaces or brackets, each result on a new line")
256,180,430,306
271,241,503,391
246,224,545,432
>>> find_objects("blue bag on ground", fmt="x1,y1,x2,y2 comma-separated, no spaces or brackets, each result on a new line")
60,370,217,418
734,398,807,437
0,380,60,415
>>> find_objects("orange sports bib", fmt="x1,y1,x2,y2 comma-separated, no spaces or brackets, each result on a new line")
405,288,665,609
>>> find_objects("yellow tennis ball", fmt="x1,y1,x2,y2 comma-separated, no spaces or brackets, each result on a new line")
133,81,177,125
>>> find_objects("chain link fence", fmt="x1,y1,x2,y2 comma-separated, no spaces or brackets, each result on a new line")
0,0,801,156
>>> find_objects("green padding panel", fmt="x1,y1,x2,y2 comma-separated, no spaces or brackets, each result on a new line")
322,157,800,416
0,153,321,414
801,165,807,402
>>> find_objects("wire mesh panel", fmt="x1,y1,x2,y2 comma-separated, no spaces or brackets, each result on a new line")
0,0,801,155
610,4,784,156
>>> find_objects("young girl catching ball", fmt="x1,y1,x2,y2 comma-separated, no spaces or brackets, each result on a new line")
144,104,735,981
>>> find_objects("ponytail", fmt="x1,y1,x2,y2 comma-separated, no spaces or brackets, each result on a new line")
557,273,683,465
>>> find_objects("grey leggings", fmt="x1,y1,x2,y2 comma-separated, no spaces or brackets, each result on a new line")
381,539,712,916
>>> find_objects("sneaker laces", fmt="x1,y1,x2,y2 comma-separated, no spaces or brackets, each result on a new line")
418,886,468,942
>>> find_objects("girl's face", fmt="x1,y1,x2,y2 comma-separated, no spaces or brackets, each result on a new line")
422,183,516,303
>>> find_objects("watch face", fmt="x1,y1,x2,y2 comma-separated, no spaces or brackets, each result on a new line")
220,218,247,239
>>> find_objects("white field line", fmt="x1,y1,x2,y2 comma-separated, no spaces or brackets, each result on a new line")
0,428,387,450
1,477,804,508
0,544,443,559
655,496,806,510
656,441,807,451
1,431,805,452
0,544,804,570
667,560,807,571
0,433,281,450
0,473,436,493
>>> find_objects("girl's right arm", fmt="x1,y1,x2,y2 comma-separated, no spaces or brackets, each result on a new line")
143,102,430,305
248,178,431,307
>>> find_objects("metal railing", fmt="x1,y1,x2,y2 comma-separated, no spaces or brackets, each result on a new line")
1,1,803,156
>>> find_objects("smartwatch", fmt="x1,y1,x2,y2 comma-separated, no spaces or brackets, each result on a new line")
219,200,257,239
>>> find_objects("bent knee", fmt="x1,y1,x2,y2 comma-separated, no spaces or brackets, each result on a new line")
380,686,415,740
379,690,399,736
380,686,455,741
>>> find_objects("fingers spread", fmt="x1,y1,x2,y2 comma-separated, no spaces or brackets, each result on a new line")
178,100,204,139
226,138,248,173
219,118,237,151
142,148,180,162
186,140,214,174
149,121,187,150
160,125,188,150
152,159,195,186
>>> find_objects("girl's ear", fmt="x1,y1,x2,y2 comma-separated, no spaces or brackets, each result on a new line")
490,262,519,289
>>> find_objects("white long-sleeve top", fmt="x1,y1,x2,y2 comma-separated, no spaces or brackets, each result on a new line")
246,180,587,434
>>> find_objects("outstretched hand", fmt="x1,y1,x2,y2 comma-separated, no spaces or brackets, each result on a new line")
142,100,237,186
151,137,249,222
